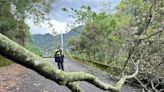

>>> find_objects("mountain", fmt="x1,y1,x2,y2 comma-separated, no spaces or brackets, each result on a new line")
32,25,83,57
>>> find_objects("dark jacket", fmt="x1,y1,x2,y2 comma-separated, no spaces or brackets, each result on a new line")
54,49,64,62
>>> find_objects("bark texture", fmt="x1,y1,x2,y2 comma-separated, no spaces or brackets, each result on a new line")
0,33,139,92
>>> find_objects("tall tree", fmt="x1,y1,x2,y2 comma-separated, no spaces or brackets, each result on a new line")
69,0,164,91
0,0,55,45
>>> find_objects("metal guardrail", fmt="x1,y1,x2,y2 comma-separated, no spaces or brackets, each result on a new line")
71,55,122,76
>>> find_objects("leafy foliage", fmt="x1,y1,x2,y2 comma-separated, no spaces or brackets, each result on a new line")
0,0,55,65
25,41,43,56
68,0,164,91
0,55,13,67
0,0,55,44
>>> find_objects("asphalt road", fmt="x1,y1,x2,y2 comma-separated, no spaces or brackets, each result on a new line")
13,58,141,92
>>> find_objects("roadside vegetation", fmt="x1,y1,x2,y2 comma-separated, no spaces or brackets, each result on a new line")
0,55,13,67
68,0,164,91
0,0,46,67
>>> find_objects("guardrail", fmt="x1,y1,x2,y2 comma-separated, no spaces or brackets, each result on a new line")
71,55,122,76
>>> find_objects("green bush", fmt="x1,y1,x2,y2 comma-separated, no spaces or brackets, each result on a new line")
0,55,13,67
25,42,43,57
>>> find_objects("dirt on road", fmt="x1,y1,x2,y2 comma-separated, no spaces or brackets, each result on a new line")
0,64,26,92
0,64,70,92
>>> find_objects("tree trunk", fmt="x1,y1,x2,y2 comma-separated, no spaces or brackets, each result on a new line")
0,33,139,92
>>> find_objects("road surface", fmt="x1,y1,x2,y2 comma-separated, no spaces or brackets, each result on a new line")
4,58,141,92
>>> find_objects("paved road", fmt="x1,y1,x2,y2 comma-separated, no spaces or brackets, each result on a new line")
13,58,141,92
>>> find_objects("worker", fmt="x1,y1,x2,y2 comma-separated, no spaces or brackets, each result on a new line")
54,46,64,71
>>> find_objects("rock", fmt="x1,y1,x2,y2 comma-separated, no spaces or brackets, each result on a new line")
16,87,20,90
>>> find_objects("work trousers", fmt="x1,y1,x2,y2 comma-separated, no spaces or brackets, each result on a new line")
57,62,64,71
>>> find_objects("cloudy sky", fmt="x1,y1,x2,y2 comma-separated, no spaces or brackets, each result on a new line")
27,0,121,34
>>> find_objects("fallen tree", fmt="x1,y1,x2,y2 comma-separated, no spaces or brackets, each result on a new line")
0,33,139,92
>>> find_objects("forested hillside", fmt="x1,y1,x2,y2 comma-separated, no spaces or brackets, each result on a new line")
32,25,83,56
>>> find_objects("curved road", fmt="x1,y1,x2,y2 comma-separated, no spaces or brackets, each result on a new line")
12,58,141,92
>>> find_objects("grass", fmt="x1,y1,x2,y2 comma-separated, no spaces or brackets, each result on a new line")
0,55,14,67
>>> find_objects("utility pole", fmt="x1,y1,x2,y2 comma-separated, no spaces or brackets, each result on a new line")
60,32,64,54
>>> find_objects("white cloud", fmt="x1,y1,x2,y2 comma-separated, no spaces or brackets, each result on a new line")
26,19,70,35
47,19,70,34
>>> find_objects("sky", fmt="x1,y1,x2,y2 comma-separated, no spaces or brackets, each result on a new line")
27,0,121,35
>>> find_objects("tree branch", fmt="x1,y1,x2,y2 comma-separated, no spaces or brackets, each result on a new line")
150,80,158,92
66,82,83,92
134,77,150,92
0,33,139,92
121,0,158,73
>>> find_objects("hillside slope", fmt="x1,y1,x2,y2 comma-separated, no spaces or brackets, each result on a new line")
32,26,83,57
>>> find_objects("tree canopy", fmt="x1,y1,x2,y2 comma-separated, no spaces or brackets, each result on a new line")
68,0,164,91
0,0,55,44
